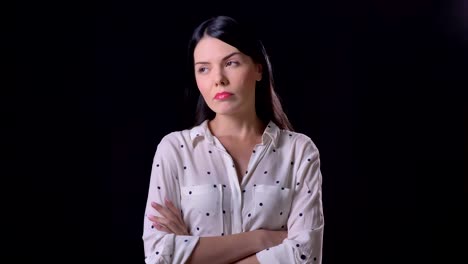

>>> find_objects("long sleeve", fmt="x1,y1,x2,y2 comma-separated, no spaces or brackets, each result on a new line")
142,134,200,264
256,138,324,264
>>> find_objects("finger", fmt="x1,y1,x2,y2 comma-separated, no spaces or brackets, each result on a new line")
154,223,172,233
154,201,187,235
152,215,187,235
164,198,184,222
150,202,189,235
150,219,172,233
147,214,161,224
148,215,178,234
151,202,178,223
163,199,188,235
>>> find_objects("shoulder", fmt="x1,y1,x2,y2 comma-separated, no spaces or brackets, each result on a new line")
155,120,208,152
281,129,319,153
156,127,193,151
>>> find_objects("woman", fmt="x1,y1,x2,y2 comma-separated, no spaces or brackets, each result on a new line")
143,16,324,264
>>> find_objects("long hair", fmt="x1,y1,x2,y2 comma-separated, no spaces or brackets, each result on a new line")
185,16,293,131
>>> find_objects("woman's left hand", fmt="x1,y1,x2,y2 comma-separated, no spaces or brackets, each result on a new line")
147,198,189,235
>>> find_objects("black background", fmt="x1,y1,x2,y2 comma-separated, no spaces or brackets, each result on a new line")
14,0,466,263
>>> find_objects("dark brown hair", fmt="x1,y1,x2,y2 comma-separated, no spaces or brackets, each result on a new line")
186,16,293,131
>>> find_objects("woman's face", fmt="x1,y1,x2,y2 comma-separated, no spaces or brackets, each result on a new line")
193,36,262,116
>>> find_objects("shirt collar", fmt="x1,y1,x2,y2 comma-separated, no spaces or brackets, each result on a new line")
189,120,281,148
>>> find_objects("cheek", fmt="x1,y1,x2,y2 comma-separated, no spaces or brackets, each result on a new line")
236,71,257,90
195,78,210,97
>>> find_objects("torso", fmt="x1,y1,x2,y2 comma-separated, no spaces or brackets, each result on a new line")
217,136,261,183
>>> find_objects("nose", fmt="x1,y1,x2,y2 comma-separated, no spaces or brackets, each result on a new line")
214,69,229,87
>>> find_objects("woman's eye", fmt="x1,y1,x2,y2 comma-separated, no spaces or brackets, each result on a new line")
226,61,239,67
197,67,208,73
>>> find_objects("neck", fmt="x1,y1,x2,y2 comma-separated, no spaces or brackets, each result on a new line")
208,114,265,141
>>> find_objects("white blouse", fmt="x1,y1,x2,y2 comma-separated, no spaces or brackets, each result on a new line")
143,120,324,263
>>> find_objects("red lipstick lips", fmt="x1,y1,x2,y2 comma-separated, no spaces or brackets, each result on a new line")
214,92,233,100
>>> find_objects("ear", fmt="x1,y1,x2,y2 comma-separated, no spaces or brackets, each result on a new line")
255,64,263,81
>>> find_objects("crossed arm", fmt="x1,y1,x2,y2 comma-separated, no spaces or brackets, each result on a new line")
147,198,287,264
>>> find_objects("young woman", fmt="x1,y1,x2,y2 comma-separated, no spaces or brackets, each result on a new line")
143,16,324,264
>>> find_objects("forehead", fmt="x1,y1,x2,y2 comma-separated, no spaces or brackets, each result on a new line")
194,36,241,62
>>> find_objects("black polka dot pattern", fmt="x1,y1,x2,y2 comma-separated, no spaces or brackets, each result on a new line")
146,122,322,257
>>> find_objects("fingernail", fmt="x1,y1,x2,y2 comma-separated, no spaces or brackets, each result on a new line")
165,197,173,204
151,202,160,207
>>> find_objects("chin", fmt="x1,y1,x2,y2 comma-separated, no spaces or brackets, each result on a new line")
209,103,238,114
213,110,236,116
212,106,241,116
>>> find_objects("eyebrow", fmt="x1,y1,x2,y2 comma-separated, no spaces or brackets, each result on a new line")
194,52,241,65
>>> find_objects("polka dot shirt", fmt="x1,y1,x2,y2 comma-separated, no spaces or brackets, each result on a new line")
143,120,324,263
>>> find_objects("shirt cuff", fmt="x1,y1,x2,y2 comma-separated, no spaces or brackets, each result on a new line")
145,234,200,264
256,244,295,264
